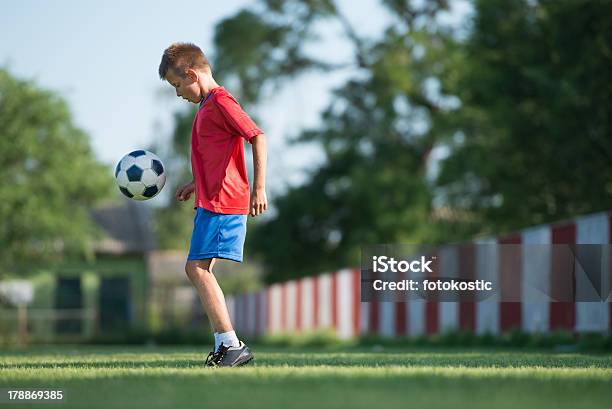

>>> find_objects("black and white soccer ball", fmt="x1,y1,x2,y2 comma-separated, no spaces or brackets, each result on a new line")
115,150,166,200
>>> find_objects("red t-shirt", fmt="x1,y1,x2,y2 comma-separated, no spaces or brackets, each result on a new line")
191,86,263,214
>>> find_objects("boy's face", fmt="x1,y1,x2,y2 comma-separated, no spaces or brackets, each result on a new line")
165,68,202,103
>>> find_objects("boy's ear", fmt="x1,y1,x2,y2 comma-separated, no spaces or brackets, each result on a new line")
185,69,198,82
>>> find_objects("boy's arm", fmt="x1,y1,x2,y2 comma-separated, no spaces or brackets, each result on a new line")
250,134,268,217
176,180,195,201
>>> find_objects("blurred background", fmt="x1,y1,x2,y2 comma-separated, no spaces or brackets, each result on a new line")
1,0,610,346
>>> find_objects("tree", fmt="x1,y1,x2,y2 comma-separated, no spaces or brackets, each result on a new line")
436,0,612,234
0,68,113,274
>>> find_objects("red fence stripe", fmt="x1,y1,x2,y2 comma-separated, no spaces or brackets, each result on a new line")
550,223,576,331
459,303,475,332
498,234,522,331
352,268,361,336
280,284,287,332
394,267,407,335
296,279,302,331
395,303,407,336
459,244,476,332
331,273,338,330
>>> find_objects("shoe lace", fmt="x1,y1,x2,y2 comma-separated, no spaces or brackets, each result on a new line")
205,343,229,367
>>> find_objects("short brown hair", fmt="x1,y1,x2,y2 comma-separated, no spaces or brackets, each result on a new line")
158,42,210,79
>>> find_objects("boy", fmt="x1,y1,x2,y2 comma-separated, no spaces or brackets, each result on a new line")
158,43,267,367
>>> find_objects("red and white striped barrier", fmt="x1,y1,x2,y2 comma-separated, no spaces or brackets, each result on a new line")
226,211,612,338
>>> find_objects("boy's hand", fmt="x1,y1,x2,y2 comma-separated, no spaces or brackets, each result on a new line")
176,181,195,201
250,188,268,216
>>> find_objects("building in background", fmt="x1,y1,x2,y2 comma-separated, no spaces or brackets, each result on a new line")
1,200,156,344
0,199,261,345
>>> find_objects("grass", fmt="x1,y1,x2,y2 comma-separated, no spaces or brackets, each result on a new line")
0,345,611,409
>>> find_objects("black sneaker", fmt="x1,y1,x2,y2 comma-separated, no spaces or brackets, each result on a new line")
205,341,254,367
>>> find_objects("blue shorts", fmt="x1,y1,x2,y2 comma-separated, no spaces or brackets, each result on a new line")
187,208,247,263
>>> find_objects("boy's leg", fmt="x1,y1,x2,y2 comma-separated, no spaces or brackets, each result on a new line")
185,258,233,333
186,258,253,367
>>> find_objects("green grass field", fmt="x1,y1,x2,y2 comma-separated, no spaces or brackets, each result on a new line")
1,345,611,409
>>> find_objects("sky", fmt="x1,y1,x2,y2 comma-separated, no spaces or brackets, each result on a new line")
1,0,470,197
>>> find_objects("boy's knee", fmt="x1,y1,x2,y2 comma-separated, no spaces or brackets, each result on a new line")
185,260,213,281
185,262,193,280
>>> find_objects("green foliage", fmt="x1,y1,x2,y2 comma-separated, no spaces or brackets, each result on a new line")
436,0,612,234
213,0,341,106
0,68,113,273
251,75,439,281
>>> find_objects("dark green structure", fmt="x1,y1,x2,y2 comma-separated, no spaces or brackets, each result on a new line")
3,201,154,343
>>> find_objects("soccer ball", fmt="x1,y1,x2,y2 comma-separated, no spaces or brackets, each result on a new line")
115,150,166,200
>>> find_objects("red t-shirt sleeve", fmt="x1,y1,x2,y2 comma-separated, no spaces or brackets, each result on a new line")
215,93,263,143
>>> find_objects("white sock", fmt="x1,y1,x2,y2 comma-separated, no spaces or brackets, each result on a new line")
213,332,220,351
216,330,240,350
